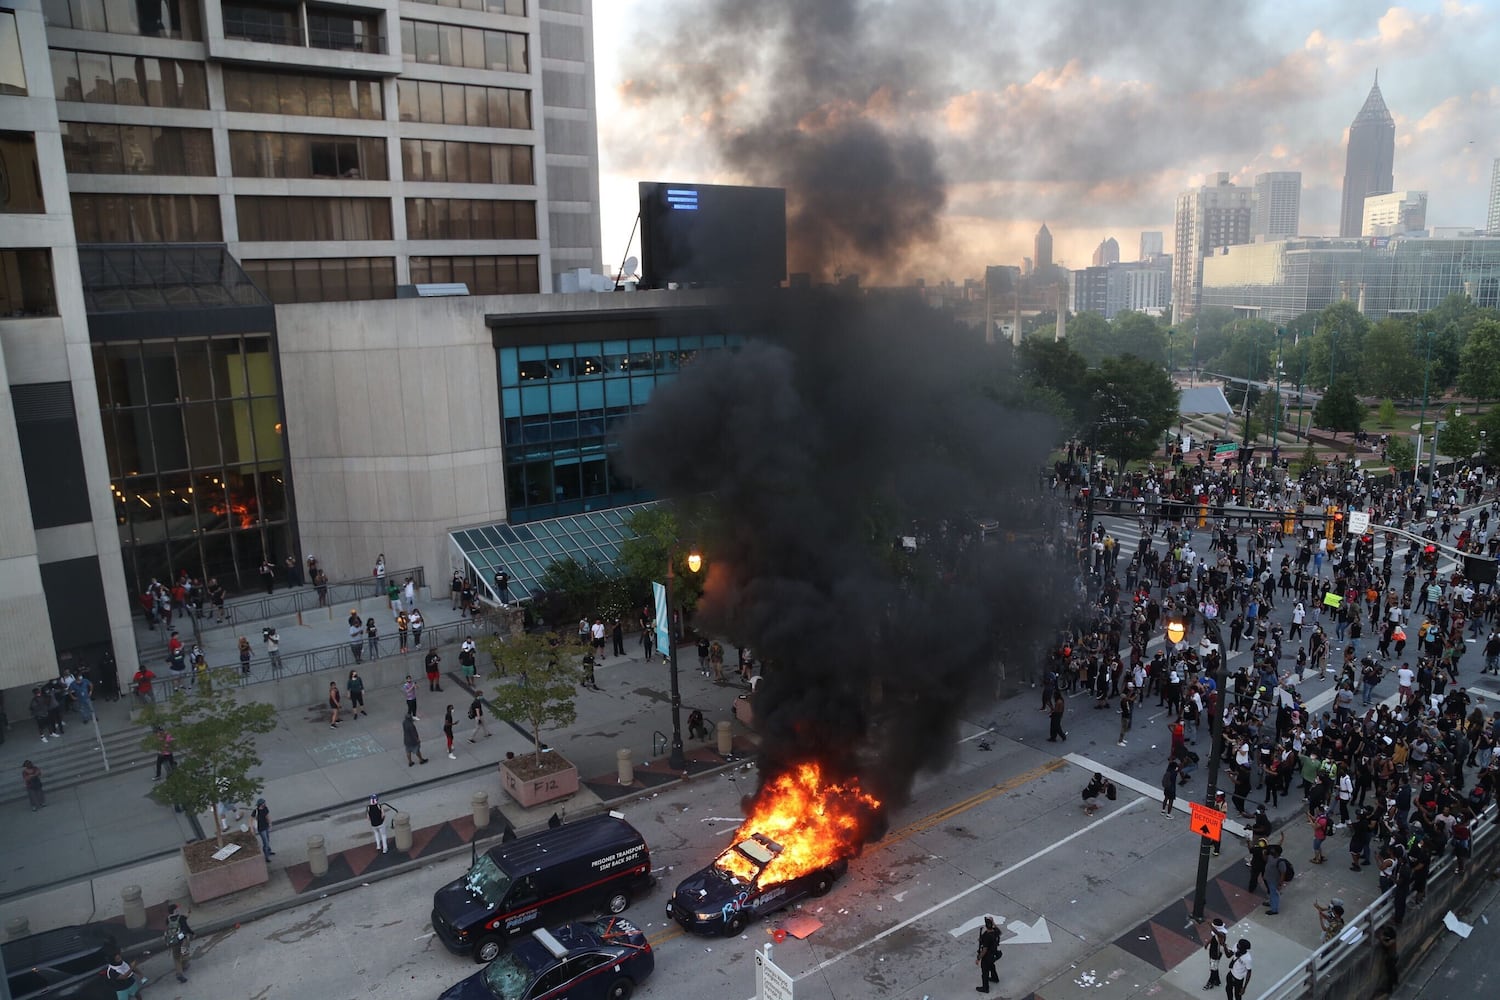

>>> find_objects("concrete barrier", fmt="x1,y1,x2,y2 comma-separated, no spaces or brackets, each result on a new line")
716,720,732,756
393,812,412,852
616,749,633,785
121,885,145,930
471,791,490,830
307,835,328,877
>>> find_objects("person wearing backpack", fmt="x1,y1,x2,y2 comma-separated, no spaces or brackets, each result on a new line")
164,902,195,983
467,690,491,742
1263,845,1292,915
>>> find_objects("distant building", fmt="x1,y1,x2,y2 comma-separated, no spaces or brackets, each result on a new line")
1339,74,1396,238
1200,234,1500,322
1070,266,1109,315
1091,237,1120,266
1172,172,1253,323
1252,171,1301,239
1071,256,1172,319
1022,256,1034,276
1140,231,1164,260
1487,158,1500,235
1362,191,1428,237
1034,223,1054,272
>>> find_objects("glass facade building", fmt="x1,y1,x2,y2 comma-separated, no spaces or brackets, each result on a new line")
1200,236,1500,323
496,327,739,522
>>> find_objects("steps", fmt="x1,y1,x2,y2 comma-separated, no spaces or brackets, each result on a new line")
1,719,156,806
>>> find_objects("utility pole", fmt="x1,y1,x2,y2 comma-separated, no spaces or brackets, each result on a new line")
1417,329,1434,481
1190,642,1228,923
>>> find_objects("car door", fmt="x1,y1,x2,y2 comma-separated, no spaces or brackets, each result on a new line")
504,877,541,938
524,963,569,1000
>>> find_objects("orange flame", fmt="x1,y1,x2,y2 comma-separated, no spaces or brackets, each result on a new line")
716,761,881,885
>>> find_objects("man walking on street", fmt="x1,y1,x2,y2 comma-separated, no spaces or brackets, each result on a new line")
253,798,274,859
403,713,429,766
975,915,1001,992
468,690,492,741
1047,689,1067,742
165,902,195,983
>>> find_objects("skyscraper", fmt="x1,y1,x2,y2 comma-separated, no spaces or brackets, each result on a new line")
1487,158,1500,235
1139,231,1164,260
1362,191,1427,236
1252,171,1302,239
1091,237,1120,266
1034,223,1053,272
1338,74,1396,237
1172,172,1253,323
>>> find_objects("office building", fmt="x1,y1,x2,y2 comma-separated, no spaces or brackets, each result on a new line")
1033,223,1053,273
1091,237,1119,267
1362,191,1427,237
1139,231,1164,260
1071,256,1171,319
0,0,605,689
1252,171,1301,239
1171,172,1253,323
1199,234,1500,323
1338,74,1396,237
1070,266,1108,315
1487,158,1500,235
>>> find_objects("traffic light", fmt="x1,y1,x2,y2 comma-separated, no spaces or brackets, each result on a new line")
1325,505,1339,540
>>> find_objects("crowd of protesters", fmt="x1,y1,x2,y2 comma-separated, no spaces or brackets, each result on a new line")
1044,442,1498,932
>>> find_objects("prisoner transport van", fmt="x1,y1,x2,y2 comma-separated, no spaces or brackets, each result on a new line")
432,813,654,963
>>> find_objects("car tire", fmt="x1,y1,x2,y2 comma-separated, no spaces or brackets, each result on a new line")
607,978,634,1000
607,891,630,914
475,935,504,964
726,912,747,936
811,872,834,896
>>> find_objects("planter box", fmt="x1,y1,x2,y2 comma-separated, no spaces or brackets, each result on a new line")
499,753,579,808
183,832,268,904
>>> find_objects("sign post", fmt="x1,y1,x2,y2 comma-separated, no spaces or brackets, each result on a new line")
1189,802,1226,842
756,945,794,1000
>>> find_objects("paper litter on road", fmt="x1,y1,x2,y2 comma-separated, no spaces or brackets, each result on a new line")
1444,911,1474,938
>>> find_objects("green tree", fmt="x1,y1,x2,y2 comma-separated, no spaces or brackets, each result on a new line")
1213,320,1276,381
1438,409,1479,459
1376,399,1398,428
1385,434,1415,474
1478,407,1500,464
1085,355,1179,470
1295,444,1320,476
1306,302,1370,390
1253,389,1283,440
141,670,277,847
1016,336,1089,426
1111,311,1168,366
1062,311,1112,366
1312,375,1365,433
1359,319,1422,399
479,631,578,766
615,505,706,614
1458,319,1500,402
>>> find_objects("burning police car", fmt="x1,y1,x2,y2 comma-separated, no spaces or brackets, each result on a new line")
665,832,844,936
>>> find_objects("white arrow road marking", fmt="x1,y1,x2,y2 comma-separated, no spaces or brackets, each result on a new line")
1002,916,1052,945
948,914,1001,938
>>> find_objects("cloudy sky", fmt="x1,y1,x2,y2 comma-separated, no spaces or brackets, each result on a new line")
591,0,1498,282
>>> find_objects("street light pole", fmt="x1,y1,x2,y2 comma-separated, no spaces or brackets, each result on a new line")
1190,633,1229,923
664,546,701,772
1273,327,1283,443
1417,330,1434,480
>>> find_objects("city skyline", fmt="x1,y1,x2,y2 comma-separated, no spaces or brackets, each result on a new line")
593,1,1498,281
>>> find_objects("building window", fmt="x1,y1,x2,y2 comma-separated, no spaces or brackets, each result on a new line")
40,0,201,39
71,193,222,242
235,196,393,241
406,0,523,13
396,80,529,129
0,249,57,316
0,10,26,94
228,131,387,180
399,138,532,185
222,66,383,119
399,19,527,72
0,132,45,212
222,0,300,44
242,256,396,303
410,254,538,294
405,198,536,240
49,48,209,107
93,335,291,595
306,7,383,53
60,123,215,175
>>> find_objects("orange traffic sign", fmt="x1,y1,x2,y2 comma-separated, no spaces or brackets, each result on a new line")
1190,801,1226,842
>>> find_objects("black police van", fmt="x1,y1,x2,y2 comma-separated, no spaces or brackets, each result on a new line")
432,813,653,963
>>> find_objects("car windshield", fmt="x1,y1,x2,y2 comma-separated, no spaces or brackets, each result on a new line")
464,855,512,909
481,953,534,999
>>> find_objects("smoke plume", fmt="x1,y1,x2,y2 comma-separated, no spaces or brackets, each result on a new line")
619,293,1067,811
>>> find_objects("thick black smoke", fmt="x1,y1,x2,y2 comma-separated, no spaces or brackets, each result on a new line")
619,293,1066,810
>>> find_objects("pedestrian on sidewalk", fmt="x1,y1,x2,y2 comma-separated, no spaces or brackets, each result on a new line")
348,609,364,663
238,635,252,676
1202,918,1227,989
387,579,401,618
397,611,410,652
403,675,419,719
410,607,424,646
974,914,1001,993
450,570,464,611
581,652,598,690
208,577,226,622
709,640,725,683
444,705,456,758
366,617,380,660
1160,758,1178,815
467,691,492,741
1224,938,1252,1000
459,639,477,684
315,568,329,606
611,619,625,657
375,553,386,580
106,948,145,998
347,669,367,718
259,557,275,594
132,665,156,706
22,759,44,810
592,618,607,657
328,681,342,727
403,577,416,613
28,687,51,743
164,902,195,983
152,726,176,780
696,635,710,674
254,797,274,858
264,627,282,674
368,794,391,852
1047,689,1067,742
425,649,443,691
70,673,94,723
403,714,429,765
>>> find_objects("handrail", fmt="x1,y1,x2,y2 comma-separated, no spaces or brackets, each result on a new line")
185,566,428,632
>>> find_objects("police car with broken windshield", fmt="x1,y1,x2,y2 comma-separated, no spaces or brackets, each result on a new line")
665,832,843,936
437,918,654,1000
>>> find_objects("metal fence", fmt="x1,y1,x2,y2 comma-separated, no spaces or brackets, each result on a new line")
198,566,427,632
1256,797,1497,999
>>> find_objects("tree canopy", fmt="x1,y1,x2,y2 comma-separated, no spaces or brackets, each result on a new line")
1312,375,1365,433
1457,319,1500,401
1084,355,1179,467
